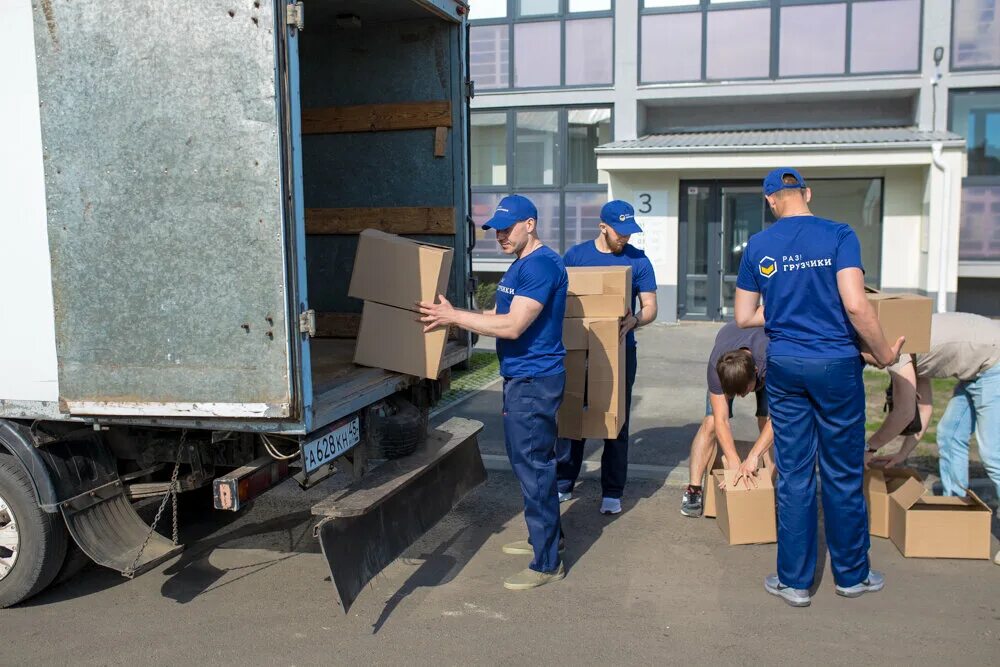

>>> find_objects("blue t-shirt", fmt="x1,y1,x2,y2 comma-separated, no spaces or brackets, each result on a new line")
736,215,863,359
495,245,568,378
563,240,658,348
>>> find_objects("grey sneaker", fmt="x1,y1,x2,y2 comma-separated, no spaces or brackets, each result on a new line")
680,486,703,517
501,539,566,556
558,491,573,503
504,563,565,590
600,497,622,515
835,570,885,598
764,574,811,607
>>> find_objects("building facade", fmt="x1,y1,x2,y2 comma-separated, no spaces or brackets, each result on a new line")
469,0,1000,321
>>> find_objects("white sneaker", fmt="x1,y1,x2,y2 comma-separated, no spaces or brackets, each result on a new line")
558,491,572,503
600,497,622,515
994,551,1000,566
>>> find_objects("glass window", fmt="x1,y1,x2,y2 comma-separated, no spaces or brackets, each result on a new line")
471,113,508,186
958,186,1000,260
514,22,561,87
644,0,698,7
850,0,920,73
565,18,614,85
779,4,847,77
641,13,703,82
808,179,883,284
568,108,612,184
706,8,771,79
472,192,506,259
565,192,606,248
570,0,612,10
530,192,563,250
470,25,510,90
515,110,559,186
469,0,507,20
519,0,559,16
951,90,1000,177
953,0,1000,70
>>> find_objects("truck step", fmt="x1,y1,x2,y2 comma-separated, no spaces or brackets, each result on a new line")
312,417,485,610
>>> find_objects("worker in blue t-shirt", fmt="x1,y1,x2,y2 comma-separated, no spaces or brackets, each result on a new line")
555,200,658,515
419,194,568,591
733,168,903,608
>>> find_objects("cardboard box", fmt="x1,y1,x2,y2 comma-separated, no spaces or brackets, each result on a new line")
562,317,616,350
557,321,626,441
567,266,631,301
703,440,774,519
712,461,777,545
564,350,587,396
565,295,629,318
353,301,447,379
348,229,453,311
888,477,993,559
864,466,923,538
865,287,932,354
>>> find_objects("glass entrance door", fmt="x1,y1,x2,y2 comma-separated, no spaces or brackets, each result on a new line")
679,182,772,320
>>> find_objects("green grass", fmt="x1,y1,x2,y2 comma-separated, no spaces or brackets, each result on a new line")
434,352,500,413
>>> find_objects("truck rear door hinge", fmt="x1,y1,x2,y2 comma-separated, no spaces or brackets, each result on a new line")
465,78,475,100
286,2,305,31
299,309,316,337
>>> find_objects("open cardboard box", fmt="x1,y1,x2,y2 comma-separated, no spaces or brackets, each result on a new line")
864,286,932,354
703,440,773,519
712,459,777,545
864,466,923,538
888,477,993,559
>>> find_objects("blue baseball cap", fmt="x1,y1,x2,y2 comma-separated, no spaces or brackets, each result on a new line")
763,167,807,196
600,200,642,235
483,194,537,231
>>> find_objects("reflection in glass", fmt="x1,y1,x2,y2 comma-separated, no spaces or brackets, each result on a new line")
952,0,1000,70
515,110,559,186
471,113,507,186
568,108,612,184
565,18,614,86
470,25,510,90
565,192,606,249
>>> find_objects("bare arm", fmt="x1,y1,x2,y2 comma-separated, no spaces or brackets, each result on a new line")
734,288,764,328
710,393,741,469
875,376,933,467
867,362,918,450
621,291,658,340
418,295,541,340
836,268,903,367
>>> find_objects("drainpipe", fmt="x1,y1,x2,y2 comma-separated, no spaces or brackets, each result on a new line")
930,142,950,313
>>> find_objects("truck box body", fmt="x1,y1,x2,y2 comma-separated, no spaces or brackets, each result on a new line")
0,0,472,435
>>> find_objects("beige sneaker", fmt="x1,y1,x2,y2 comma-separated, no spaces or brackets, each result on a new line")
503,563,565,590
995,551,1000,566
501,539,566,555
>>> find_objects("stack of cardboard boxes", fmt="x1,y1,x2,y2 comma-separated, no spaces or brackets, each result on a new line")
349,229,453,379
558,266,631,441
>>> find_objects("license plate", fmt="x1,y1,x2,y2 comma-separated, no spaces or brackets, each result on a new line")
301,417,361,474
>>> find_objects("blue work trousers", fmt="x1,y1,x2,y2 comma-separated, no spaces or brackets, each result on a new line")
556,345,638,499
767,355,870,590
503,371,565,573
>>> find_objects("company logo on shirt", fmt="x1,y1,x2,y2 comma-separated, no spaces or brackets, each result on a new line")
758,256,777,278
782,254,833,272
497,284,515,295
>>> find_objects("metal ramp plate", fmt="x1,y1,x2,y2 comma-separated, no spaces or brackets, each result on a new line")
61,490,183,576
313,417,486,611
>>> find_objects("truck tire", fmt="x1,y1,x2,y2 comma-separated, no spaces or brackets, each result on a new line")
0,454,68,608
369,398,424,460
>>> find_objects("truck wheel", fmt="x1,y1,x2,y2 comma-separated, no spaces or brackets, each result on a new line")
0,454,68,608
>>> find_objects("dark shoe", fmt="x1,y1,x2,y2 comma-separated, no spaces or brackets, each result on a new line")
680,486,703,517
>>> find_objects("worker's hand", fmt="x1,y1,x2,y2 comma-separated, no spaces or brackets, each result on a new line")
417,294,456,333
733,453,760,490
875,336,905,368
871,451,908,469
859,351,879,367
619,311,638,341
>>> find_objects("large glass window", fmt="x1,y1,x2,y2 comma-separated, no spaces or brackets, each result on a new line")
808,179,884,283
705,8,771,80
471,113,508,186
469,1,614,90
472,107,612,261
952,0,1000,71
515,110,559,186
779,4,847,77
951,90,1000,261
639,0,922,83
470,25,509,90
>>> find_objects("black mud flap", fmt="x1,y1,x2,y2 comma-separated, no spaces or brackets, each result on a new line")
312,417,486,611
61,484,183,576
